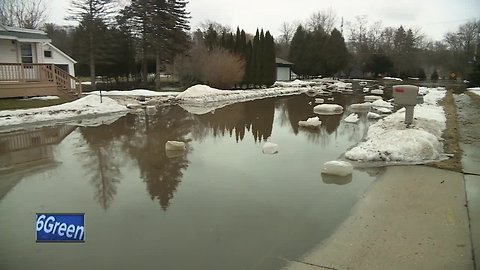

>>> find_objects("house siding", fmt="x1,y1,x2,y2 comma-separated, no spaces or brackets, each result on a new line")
0,39,18,63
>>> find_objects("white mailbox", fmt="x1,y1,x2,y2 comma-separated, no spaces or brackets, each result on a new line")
392,85,419,125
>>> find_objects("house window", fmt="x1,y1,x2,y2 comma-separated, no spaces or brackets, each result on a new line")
44,50,52,58
20,43,33,63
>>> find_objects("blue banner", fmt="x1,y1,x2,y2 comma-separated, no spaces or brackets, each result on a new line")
36,213,85,242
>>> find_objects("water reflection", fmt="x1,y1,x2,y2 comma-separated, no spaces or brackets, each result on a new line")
192,98,275,143
0,125,76,199
78,106,194,210
321,173,353,185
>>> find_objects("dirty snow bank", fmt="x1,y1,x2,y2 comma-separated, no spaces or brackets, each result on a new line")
468,87,480,97
22,96,60,100
345,88,447,162
175,84,304,114
0,95,129,130
88,89,181,97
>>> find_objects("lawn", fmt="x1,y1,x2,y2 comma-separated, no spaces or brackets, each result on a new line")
0,97,76,111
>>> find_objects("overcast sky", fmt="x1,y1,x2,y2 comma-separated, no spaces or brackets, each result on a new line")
49,0,479,41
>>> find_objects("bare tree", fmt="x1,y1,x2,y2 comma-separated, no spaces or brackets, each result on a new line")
0,0,48,29
278,21,295,45
307,9,336,33
173,43,245,89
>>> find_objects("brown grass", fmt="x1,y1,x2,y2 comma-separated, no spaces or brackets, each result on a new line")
427,89,463,172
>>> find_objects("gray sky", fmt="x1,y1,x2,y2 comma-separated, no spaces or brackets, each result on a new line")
49,0,479,41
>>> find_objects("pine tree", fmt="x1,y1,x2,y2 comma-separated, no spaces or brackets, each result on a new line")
263,31,276,86
69,0,114,90
290,25,307,78
324,28,349,76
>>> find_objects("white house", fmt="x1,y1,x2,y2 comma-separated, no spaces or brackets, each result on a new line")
275,57,293,81
0,25,80,98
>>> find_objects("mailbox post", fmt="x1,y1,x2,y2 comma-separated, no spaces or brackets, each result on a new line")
392,85,419,125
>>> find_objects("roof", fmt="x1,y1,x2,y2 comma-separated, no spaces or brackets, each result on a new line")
276,57,294,66
0,25,51,42
44,43,77,64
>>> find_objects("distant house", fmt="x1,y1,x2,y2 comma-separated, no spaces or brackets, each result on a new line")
0,25,81,98
275,57,293,81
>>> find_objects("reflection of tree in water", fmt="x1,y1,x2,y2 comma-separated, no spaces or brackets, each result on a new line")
123,106,194,210
192,98,275,143
286,95,316,135
246,98,275,142
79,116,136,209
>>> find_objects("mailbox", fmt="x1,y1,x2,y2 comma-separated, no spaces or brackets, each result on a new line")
392,85,419,125
392,85,419,105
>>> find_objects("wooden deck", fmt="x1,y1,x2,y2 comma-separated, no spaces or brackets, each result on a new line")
0,63,82,98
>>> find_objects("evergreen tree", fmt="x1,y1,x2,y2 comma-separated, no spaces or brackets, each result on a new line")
324,28,349,76
263,31,276,86
290,25,308,77
69,0,114,90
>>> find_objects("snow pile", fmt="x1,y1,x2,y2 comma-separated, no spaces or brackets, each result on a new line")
88,89,181,97
23,96,60,100
299,117,322,128
176,84,303,105
468,87,480,97
345,88,447,163
315,98,324,104
0,95,129,130
344,113,359,123
321,161,353,176
262,142,279,154
313,104,343,115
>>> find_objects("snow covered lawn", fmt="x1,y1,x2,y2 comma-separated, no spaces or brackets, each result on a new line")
0,95,128,131
345,87,447,163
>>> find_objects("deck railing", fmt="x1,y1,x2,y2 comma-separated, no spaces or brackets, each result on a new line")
0,63,82,97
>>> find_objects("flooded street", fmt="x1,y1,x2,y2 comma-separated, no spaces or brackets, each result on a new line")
0,93,381,270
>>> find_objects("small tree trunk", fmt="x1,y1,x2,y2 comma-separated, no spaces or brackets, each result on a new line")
89,32,96,91
155,47,161,91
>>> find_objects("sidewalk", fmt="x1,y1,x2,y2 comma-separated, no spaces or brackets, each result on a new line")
285,165,473,270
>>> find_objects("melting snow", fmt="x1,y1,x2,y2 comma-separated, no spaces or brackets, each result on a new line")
345,88,446,163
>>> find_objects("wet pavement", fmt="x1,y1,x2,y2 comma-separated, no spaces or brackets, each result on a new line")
455,92,480,269
0,93,382,270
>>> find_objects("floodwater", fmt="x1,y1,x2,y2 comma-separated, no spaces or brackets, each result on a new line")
0,92,382,270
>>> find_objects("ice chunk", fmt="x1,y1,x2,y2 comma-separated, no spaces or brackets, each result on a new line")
126,103,142,109
359,81,368,86
376,107,392,114
344,113,359,123
321,161,353,176
165,141,186,151
350,102,372,111
262,142,279,154
367,112,381,119
315,98,324,104
146,105,156,115
363,87,369,93
322,174,352,185
364,95,382,102
371,89,384,95
371,99,393,109
299,117,322,128
313,104,343,115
